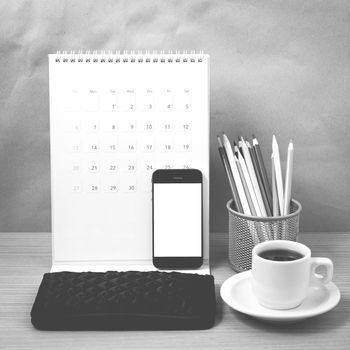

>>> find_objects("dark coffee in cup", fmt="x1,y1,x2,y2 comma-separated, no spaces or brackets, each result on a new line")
258,248,304,262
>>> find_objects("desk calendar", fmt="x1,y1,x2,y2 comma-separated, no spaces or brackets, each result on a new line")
49,51,209,271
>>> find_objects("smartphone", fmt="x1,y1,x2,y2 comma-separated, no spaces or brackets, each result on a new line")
152,169,203,269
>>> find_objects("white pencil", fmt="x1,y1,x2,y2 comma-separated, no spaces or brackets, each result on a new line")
271,154,279,217
283,141,294,215
235,155,256,216
272,135,284,215
222,134,251,215
237,151,262,216
241,138,267,216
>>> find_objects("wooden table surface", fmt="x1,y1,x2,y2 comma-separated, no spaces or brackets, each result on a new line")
0,232,349,349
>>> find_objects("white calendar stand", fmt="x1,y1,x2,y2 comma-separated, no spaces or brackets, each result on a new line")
49,51,210,274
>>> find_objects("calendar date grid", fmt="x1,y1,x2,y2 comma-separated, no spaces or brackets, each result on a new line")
60,88,196,194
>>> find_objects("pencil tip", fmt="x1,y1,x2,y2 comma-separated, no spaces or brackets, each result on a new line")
233,141,237,146
252,133,256,139
217,136,223,147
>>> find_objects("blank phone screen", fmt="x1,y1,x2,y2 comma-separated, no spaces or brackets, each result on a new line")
153,183,202,257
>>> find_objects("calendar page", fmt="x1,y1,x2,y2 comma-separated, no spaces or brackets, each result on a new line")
49,52,209,267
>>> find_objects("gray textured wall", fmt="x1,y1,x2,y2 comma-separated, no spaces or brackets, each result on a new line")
0,0,349,233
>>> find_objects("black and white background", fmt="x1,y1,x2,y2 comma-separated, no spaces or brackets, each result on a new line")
1,1,349,233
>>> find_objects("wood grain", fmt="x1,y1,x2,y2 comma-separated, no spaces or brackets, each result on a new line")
0,232,349,349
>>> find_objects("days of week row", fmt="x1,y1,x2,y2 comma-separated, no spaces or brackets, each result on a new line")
67,159,192,175
65,135,192,154
63,119,192,133
63,89,192,112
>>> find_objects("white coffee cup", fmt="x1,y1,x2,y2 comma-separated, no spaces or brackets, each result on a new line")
251,240,333,310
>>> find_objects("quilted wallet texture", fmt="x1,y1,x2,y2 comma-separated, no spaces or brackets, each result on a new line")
31,271,216,330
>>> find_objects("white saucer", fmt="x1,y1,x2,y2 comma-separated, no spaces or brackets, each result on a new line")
220,270,341,323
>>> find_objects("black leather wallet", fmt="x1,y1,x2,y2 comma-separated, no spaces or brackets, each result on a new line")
31,271,216,330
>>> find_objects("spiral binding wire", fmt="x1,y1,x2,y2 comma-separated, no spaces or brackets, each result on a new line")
54,50,206,63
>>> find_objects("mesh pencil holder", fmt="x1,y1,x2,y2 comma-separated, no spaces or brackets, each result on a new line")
226,199,302,272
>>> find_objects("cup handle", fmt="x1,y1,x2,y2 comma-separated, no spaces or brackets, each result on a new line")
310,257,333,285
